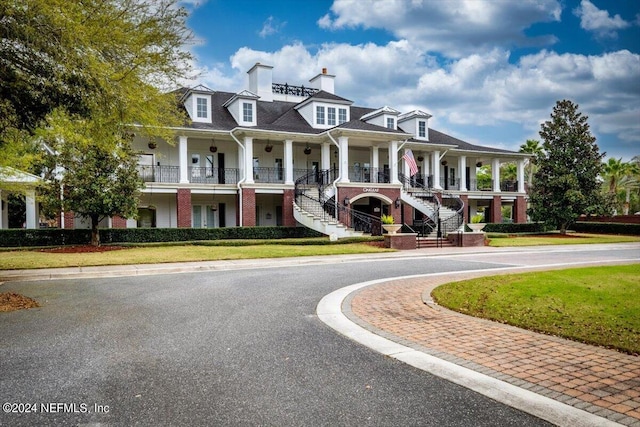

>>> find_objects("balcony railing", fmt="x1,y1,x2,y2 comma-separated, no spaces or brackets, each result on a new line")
138,165,179,183
348,167,390,183
190,167,239,184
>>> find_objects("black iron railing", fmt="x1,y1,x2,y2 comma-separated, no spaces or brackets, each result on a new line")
348,167,391,183
137,165,180,183
294,168,382,236
189,167,239,184
272,83,319,97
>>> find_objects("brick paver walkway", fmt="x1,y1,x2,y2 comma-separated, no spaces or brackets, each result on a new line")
348,269,640,427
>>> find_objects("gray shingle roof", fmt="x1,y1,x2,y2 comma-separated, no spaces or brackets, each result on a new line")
177,87,518,154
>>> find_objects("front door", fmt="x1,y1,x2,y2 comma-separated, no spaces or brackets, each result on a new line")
218,153,225,184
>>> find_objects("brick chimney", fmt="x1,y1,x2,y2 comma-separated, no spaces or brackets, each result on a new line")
309,67,335,94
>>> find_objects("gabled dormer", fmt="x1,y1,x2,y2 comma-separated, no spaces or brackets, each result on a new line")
398,110,432,141
294,91,352,129
223,90,259,127
182,85,214,123
360,106,401,130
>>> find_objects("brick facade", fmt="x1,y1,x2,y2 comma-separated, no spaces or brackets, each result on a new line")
282,189,296,227
63,211,75,229
513,196,527,224
242,188,256,226
176,189,192,228
338,186,402,224
112,216,127,228
490,195,502,223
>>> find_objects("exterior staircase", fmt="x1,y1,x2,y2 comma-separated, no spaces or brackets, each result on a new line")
399,174,465,238
293,170,378,238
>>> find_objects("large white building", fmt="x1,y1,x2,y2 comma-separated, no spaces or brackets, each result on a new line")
60,63,529,237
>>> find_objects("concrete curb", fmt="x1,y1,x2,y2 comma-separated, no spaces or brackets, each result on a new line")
316,266,630,427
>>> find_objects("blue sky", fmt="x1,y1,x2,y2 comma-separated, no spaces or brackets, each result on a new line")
182,0,639,160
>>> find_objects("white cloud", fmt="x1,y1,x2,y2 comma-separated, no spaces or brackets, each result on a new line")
574,0,631,38
225,41,639,155
318,0,562,57
258,16,286,38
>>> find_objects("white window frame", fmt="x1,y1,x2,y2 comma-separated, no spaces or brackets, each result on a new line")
316,106,325,125
196,97,208,119
327,107,336,126
386,117,395,129
418,120,426,138
243,102,253,122
338,108,347,125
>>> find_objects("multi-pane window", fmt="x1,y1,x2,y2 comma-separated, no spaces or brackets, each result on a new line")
338,108,347,124
316,106,325,125
327,107,336,126
418,121,426,138
243,102,253,122
196,98,208,118
386,117,395,129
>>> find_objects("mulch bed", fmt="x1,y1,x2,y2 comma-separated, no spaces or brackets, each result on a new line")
0,292,40,312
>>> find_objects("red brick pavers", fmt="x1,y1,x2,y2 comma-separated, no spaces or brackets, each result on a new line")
349,269,640,426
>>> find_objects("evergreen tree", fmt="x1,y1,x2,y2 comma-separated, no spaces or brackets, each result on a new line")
528,100,611,233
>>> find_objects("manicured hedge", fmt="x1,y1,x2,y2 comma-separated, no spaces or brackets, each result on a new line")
572,222,640,236
481,222,554,233
0,227,323,248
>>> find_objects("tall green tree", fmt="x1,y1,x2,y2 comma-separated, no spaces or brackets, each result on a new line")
39,112,143,246
528,100,611,233
2,0,194,244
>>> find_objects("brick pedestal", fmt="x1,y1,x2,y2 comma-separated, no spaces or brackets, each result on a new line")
283,189,296,227
177,189,192,228
490,195,502,223
384,233,417,250
513,196,527,224
242,188,256,226
112,216,127,228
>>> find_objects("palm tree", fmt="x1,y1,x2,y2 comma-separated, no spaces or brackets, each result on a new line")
602,157,626,194
620,158,640,215
519,139,543,188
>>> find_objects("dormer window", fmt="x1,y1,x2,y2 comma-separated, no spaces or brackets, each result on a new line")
338,108,347,124
316,106,325,125
418,121,426,138
243,102,253,122
327,107,336,126
196,97,208,119
386,117,395,129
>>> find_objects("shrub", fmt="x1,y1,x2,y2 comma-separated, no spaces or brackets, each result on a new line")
482,222,554,233
0,226,324,248
572,222,640,236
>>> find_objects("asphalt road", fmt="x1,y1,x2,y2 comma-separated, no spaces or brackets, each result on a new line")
1,245,637,426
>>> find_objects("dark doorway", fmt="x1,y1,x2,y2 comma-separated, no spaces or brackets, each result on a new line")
218,153,225,184
218,203,226,227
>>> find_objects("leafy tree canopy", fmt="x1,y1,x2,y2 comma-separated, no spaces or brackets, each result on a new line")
0,0,193,166
528,100,612,233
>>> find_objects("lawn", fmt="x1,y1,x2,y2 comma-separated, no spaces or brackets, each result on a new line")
431,264,640,354
0,242,391,270
487,233,640,247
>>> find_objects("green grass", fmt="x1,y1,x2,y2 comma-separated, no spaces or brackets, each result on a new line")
487,233,640,247
0,242,391,270
431,264,640,354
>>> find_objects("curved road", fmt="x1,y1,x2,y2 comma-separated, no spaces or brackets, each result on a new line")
0,244,637,426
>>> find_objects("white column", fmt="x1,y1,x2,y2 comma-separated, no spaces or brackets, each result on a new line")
338,136,350,183
492,158,501,192
459,155,467,191
179,135,189,183
284,139,294,185
371,145,379,183
389,141,400,184
432,150,442,189
244,136,254,184
517,159,525,193
321,142,331,170
0,190,5,229
25,189,37,229
423,153,430,187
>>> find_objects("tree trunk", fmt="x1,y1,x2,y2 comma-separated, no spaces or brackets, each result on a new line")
624,188,630,215
91,215,100,246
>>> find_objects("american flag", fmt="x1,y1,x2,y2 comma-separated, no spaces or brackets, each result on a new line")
402,149,419,176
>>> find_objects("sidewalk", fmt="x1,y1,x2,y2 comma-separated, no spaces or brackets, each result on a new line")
345,267,640,427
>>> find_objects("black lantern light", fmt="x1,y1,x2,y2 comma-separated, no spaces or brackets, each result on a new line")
344,197,350,206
